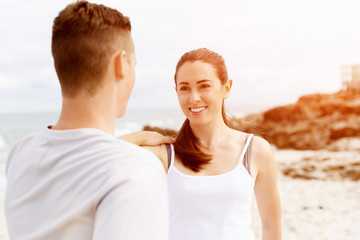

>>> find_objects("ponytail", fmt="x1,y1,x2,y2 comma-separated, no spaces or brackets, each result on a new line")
174,103,229,172
173,119,212,172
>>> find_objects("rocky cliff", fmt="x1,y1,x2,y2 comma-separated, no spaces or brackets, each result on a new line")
231,89,360,150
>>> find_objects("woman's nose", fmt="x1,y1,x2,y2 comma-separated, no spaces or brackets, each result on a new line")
189,90,201,103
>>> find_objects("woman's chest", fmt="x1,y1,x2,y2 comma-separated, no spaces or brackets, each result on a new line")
168,166,254,209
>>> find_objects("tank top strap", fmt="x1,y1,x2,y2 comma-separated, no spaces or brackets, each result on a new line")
165,143,175,169
244,134,254,175
239,134,254,174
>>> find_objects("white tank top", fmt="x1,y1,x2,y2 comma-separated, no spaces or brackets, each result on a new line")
167,134,255,240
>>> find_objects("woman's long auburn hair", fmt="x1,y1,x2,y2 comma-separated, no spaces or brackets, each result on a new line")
173,48,230,172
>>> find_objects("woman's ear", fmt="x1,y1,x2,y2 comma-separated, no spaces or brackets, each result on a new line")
224,79,233,99
113,50,127,80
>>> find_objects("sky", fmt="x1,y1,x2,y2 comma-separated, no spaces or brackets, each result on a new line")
0,0,359,114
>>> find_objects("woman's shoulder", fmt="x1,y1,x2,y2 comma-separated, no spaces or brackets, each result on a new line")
249,135,276,173
252,135,272,152
231,129,274,161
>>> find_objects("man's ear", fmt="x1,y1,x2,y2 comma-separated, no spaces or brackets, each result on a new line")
224,79,233,99
114,50,127,80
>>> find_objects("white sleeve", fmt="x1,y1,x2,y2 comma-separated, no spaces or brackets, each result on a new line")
93,161,169,240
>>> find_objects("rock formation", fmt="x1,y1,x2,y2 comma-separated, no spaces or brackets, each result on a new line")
232,90,360,150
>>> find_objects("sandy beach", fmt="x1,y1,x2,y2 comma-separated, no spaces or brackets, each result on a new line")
252,148,360,240
1,147,359,239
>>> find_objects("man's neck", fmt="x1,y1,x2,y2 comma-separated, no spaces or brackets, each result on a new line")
52,93,116,135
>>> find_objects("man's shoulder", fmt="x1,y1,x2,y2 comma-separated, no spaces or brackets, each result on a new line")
61,131,166,176
89,139,166,189
7,129,164,176
7,131,42,156
111,139,165,173
5,131,44,173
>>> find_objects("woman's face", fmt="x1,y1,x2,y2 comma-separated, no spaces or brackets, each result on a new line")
175,61,231,126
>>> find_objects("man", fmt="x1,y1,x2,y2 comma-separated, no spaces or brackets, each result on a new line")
5,1,169,239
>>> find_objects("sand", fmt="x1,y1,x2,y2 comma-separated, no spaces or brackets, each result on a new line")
251,149,360,240
251,175,360,239
1,148,360,239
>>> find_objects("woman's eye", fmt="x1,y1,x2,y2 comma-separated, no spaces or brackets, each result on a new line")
179,86,189,91
200,84,211,89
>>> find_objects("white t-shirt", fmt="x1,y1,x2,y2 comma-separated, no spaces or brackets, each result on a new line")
5,127,168,240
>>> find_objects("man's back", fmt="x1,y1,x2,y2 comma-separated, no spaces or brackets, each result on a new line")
5,128,168,239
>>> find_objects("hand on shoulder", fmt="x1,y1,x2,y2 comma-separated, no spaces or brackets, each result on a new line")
119,131,173,172
119,131,175,146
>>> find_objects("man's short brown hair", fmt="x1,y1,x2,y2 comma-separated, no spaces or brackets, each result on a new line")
51,1,133,97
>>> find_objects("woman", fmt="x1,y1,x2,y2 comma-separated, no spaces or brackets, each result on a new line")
142,48,282,239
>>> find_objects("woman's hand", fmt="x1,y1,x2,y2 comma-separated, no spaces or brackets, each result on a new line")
119,131,175,146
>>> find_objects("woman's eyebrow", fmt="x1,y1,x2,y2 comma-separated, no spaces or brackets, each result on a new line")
178,79,211,85
197,79,211,84
178,82,189,85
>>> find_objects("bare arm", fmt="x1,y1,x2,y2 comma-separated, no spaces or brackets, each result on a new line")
119,131,172,173
119,131,174,146
253,137,282,240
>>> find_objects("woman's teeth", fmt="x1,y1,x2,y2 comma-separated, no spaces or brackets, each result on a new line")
190,107,205,113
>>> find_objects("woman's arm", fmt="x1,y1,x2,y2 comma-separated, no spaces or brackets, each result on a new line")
119,131,172,172
252,137,282,240
119,131,174,146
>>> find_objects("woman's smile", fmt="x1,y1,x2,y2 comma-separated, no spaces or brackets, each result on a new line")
189,106,207,115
